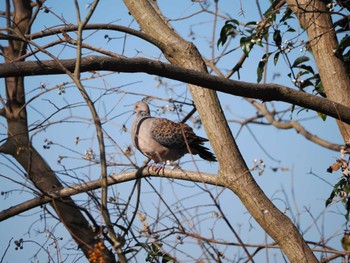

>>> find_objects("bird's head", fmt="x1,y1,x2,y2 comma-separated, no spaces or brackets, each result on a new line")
133,101,151,117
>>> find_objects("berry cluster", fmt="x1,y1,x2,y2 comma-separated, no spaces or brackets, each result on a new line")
87,241,106,263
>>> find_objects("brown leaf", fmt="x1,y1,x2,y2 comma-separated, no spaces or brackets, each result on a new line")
327,160,343,173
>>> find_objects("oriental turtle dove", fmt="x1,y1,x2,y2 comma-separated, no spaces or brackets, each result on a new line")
132,101,217,163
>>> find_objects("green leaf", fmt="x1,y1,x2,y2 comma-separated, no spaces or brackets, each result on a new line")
256,38,264,47
162,255,175,263
245,21,257,27
257,54,269,83
274,52,280,65
317,112,327,121
273,30,282,47
300,79,313,89
335,35,350,55
151,243,160,253
227,19,239,26
343,49,350,62
264,0,283,17
292,56,310,67
217,21,237,47
346,198,350,213
326,190,336,207
286,26,296,32
135,242,151,251
240,36,253,56
336,178,347,189
315,79,327,97
296,70,310,78
280,7,293,23
295,64,315,74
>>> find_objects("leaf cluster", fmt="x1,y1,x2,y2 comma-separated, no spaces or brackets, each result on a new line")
327,146,350,221
135,242,175,263
217,4,328,105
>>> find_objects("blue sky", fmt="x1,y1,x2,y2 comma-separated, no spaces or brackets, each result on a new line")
0,1,345,262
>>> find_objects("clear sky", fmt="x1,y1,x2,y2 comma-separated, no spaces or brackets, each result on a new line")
0,1,345,262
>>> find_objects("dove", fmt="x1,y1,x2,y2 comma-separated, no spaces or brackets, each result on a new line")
132,101,217,165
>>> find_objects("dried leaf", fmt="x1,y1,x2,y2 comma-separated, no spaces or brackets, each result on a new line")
327,160,343,173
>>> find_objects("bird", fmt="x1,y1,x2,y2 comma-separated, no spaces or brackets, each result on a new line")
131,101,217,166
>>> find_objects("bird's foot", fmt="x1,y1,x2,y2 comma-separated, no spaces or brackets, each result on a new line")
147,163,165,175
155,164,165,175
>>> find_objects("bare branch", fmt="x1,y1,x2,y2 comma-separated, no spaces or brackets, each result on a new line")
248,99,342,151
0,23,166,51
1,56,350,126
0,168,218,221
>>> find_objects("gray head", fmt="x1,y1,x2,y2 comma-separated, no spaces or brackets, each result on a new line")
134,101,151,117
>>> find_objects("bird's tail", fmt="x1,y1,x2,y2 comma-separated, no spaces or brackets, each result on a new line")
190,143,217,162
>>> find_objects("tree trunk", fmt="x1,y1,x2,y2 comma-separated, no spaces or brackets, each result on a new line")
0,1,115,262
122,0,318,262
286,0,350,142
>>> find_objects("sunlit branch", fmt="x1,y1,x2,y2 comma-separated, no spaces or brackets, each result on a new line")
0,168,219,221
1,55,350,126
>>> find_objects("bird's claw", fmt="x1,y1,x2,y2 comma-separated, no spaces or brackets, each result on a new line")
147,163,165,175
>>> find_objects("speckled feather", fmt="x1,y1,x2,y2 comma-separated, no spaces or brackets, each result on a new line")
132,101,217,163
151,119,207,149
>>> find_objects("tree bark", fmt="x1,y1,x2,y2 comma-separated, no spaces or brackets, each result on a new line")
0,1,115,262
1,56,350,125
123,0,318,262
286,0,350,142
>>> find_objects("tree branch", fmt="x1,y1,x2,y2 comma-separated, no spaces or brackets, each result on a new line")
73,2,125,260
247,99,342,151
286,0,350,141
0,23,166,52
1,55,350,126
0,168,218,222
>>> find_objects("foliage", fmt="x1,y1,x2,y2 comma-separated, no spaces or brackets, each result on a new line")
136,242,175,263
217,3,325,95
326,145,350,221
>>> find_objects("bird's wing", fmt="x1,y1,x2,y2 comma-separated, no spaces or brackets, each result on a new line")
150,118,203,149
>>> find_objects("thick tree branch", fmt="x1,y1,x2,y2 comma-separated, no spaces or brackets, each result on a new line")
1,56,349,126
286,0,350,141
0,168,218,221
